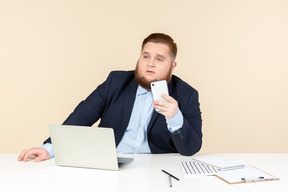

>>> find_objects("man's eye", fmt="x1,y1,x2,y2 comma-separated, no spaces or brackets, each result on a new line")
143,55,148,59
157,58,163,62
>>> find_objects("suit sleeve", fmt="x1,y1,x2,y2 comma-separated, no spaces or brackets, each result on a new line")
170,90,202,156
43,72,112,144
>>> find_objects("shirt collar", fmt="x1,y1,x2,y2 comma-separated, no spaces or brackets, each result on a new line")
136,85,150,96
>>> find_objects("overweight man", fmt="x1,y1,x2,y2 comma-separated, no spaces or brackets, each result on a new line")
18,33,202,162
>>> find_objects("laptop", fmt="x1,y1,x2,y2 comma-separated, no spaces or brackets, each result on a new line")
49,124,133,170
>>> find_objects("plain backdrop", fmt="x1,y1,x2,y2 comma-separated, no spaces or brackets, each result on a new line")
1,0,287,153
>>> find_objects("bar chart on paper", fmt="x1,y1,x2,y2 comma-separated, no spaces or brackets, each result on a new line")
181,160,219,176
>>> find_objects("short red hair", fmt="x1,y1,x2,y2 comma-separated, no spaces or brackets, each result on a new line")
142,33,177,61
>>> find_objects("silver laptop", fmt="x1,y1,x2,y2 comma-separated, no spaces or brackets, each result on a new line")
49,124,133,170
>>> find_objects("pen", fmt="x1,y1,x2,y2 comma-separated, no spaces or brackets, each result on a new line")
219,165,245,171
169,176,172,187
162,169,180,181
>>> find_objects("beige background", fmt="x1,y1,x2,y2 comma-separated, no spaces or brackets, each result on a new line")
1,0,287,153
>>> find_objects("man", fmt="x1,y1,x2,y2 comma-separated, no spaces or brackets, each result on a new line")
18,33,202,162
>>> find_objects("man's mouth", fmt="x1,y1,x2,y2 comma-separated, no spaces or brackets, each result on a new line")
146,70,155,74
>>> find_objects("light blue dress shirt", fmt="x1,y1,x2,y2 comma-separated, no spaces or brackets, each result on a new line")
42,85,183,158
116,86,154,153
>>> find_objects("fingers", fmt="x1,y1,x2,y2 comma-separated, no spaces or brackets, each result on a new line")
34,149,50,162
18,148,35,162
18,149,29,162
18,148,50,162
153,95,179,119
34,154,49,162
157,107,178,119
161,94,173,102
34,156,43,162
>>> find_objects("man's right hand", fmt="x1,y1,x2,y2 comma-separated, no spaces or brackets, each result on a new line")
17,147,50,162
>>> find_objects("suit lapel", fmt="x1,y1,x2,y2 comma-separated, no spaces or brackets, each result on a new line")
122,79,138,128
147,110,160,132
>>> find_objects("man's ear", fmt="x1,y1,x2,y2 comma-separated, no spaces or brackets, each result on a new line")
171,62,177,73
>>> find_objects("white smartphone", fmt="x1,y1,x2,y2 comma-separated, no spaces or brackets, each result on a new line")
150,80,169,103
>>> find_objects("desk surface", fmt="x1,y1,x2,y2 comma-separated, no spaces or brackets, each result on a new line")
1,153,287,192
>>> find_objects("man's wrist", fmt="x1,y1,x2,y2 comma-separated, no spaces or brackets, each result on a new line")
41,143,54,158
166,109,183,133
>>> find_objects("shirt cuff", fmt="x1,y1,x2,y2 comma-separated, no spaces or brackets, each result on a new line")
41,143,54,158
166,109,184,133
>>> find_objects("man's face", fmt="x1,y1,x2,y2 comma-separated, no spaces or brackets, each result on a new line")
135,42,177,90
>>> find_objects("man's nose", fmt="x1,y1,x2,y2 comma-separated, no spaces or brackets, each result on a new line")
148,58,156,67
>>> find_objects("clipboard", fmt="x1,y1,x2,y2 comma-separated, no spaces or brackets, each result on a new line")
192,156,245,171
216,164,280,184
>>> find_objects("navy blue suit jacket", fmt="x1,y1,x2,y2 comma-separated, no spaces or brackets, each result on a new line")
45,70,202,156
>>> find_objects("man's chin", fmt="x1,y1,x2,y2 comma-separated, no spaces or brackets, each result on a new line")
146,78,158,84
143,74,159,82
135,77,154,90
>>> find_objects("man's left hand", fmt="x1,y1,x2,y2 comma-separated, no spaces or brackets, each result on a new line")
153,94,179,119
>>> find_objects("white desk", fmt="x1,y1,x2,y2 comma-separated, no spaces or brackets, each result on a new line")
0,153,287,192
